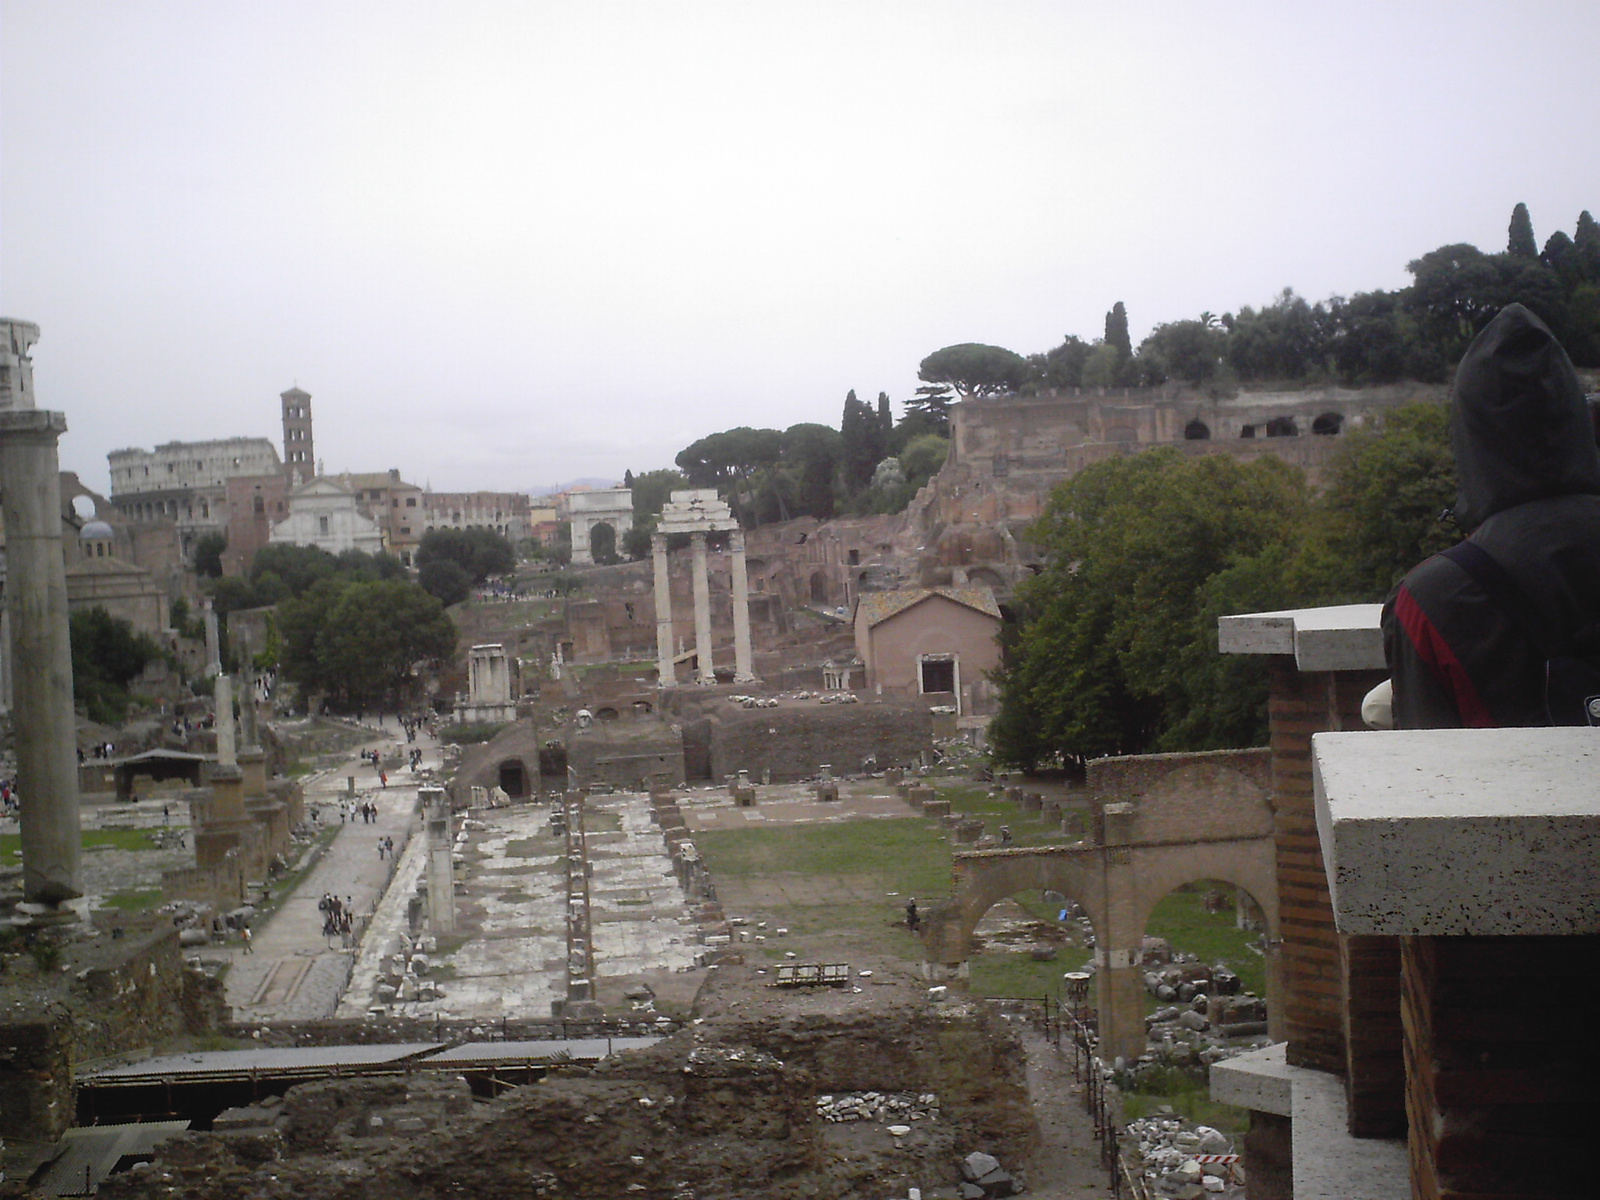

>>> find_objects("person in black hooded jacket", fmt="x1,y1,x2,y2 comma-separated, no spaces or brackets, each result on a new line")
1381,303,1600,728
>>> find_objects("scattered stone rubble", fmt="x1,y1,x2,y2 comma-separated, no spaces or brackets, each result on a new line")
815,1090,940,1124
1140,941,1270,1049
957,1149,1021,1197
1126,1114,1243,1198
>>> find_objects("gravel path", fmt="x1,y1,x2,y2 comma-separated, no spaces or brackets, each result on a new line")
224,723,437,1021
1018,1026,1118,1198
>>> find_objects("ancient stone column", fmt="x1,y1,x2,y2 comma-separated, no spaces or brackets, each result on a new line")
730,528,756,683
652,532,675,686
202,599,221,677
0,605,11,713
0,404,82,917
422,786,456,934
691,530,714,683
214,674,237,769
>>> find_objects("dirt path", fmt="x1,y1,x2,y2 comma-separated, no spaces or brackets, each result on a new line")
1015,1027,1117,1198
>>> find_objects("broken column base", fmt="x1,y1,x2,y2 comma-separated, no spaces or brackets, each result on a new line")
10,901,81,930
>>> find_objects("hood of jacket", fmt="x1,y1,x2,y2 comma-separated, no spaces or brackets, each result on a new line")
1450,303,1600,530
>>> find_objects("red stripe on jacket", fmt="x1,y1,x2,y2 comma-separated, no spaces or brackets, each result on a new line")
1393,585,1495,727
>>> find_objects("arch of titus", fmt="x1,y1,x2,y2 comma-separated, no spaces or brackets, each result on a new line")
653,490,756,685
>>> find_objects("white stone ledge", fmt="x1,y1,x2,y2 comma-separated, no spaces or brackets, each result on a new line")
1313,728,1600,936
1216,604,1385,672
1212,1043,1407,1200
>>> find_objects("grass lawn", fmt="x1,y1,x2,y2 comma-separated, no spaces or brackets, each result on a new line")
692,817,952,962
932,782,1088,846
693,803,1261,1139
97,888,166,912
1144,884,1266,998
1,828,166,858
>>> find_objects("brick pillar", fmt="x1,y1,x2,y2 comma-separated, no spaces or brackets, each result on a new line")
1267,662,1387,1075
1269,661,1344,1072
1402,934,1597,1200
1342,933,1405,1136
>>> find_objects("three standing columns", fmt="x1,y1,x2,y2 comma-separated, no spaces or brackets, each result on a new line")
650,530,757,686
0,405,83,919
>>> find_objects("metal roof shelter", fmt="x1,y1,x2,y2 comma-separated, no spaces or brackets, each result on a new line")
33,1120,190,1197
108,749,210,802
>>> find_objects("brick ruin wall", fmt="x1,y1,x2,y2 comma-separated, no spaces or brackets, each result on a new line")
706,702,933,782
0,919,228,1141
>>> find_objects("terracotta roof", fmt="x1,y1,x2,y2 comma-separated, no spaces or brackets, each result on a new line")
856,586,1001,629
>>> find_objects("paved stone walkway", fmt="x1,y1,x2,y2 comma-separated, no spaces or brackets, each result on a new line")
224,721,438,1022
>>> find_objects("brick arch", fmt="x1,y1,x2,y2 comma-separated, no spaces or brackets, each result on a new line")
927,748,1279,1062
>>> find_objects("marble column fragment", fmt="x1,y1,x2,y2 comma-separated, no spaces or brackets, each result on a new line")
691,530,714,683
730,529,756,683
652,533,674,686
214,674,237,769
0,407,82,914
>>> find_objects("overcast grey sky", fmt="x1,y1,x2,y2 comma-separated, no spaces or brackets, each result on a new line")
4,1,1598,496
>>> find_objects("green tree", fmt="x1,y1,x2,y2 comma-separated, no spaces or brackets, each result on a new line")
1029,334,1092,390
1307,402,1458,598
839,392,879,494
898,433,949,490
416,527,515,586
622,525,653,560
249,543,340,596
675,427,782,525
991,451,1310,768
193,532,227,578
781,422,842,519
316,580,456,710
629,468,686,521
417,557,472,607
1575,210,1600,280
917,343,1028,399
277,578,454,711
1225,289,1328,381
902,385,955,435
1105,302,1133,361
70,607,163,724
1138,319,1228,385
1508,202,1537,258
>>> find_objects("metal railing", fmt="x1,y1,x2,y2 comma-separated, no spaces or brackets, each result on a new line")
1035,993,1146,1199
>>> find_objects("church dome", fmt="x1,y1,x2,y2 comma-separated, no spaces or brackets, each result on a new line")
80,519,115,541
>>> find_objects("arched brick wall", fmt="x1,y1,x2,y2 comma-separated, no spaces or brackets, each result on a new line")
929,748,1278,1061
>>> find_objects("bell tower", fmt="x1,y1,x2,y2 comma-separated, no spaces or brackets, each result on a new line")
281,387,314,487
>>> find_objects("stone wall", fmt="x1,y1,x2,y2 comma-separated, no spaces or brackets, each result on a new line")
707,702,932,782
0,919,227,1142
568,724,686,792
1086,747,1272,846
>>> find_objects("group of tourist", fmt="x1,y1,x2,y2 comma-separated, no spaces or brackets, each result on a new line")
398,714,434,743
0,779,17,815
319,893,355,938
376,834,396,860
343,800,381,825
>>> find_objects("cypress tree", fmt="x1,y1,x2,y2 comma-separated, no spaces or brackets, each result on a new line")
1508,203,1538,258
1575,211,1600,280
840,390,876,492
1106,302,1132,360
876,391,892,435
